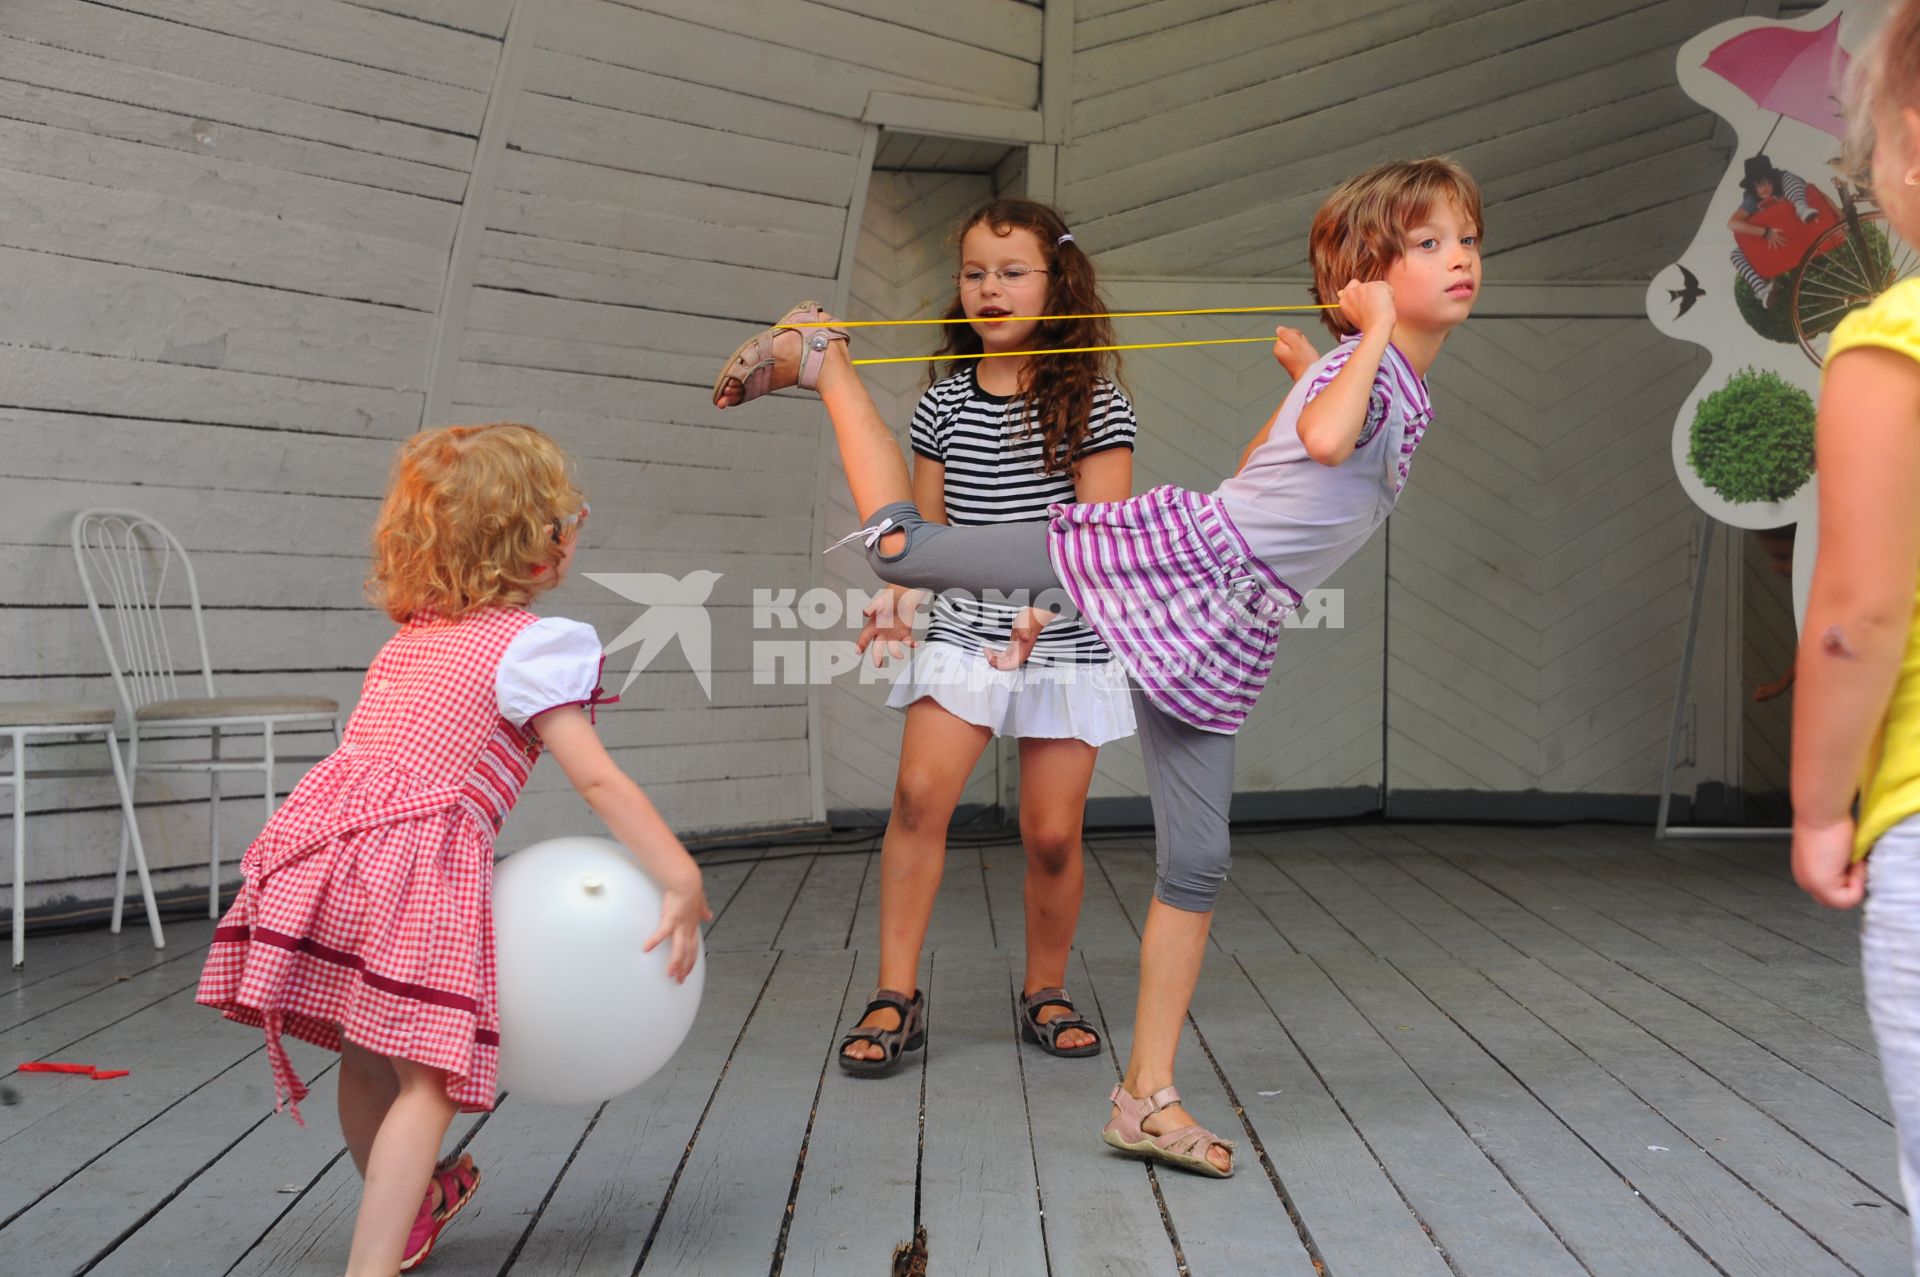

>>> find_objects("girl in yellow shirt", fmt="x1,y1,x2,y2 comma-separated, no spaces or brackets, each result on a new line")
1792,1,1920,1262
1795,6,1920,901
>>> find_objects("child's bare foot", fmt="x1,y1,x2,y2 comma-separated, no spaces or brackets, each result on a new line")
842,1003,901,1063
1033,1003,1097,1051
1272,325,1319,380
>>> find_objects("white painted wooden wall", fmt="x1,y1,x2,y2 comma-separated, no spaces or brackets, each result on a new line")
1386,310,1727,809
0,0,1043,907
1064,0,1768,280
1,0,1767,906
0,0,499,908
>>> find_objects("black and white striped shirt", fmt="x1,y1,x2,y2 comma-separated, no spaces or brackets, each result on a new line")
910,369,1138,666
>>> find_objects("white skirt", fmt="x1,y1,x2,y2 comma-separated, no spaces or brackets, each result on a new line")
885,640,1137,746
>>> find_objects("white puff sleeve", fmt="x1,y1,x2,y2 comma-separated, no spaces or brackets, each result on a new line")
495,616,612,728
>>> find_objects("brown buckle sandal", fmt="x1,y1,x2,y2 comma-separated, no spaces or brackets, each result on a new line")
1017,987,1101,1058
712,301,850,408
837,987,926,1076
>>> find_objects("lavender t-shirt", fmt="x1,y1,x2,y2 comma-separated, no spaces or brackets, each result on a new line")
1212,337,1433,595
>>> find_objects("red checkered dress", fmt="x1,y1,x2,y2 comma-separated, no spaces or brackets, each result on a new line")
197,607,595,1118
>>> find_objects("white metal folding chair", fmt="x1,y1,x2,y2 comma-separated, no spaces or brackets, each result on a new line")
1,705,165,967
72,510,341,920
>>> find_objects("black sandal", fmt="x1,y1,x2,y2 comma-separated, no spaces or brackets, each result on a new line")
838,987,927,1076
1017,987,1102,1058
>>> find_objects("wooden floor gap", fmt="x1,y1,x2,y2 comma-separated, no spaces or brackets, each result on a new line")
631,952,783,1275
1082,956,1185,1275
1474,962,1860,1272
1382,954,1734,1277
1003,953,1054,1277
1311,953,1589,1272
220,1146,357,1277
767,955,857,1276
841,855,871,952
1231,952,1460,1275
1566,977,1903,1211
495,1101,611,1274
3,940,217,1049
44,1050,315,1253
1190,1010,1328,1273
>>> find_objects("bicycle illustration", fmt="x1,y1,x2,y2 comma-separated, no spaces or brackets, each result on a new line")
1781,175,1918,365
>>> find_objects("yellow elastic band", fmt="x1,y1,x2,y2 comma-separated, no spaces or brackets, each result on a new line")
792,303,1335,328
850,336,1292,366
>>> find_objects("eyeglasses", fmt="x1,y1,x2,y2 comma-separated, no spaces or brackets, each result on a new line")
553,502,589,540
956,266,1049,290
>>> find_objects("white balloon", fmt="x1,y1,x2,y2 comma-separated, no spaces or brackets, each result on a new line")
493,836,704,1104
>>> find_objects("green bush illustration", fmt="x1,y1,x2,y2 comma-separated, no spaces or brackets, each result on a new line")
1732,272,1796,344
1688,367,1816,504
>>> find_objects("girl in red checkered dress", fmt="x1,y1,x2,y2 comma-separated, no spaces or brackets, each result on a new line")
197,423,711,1276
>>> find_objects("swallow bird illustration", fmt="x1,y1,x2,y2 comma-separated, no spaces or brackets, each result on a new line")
1668,265,1705,318
587,570,724,698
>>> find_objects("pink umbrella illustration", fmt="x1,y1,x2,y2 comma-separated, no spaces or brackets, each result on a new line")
1704,15,1851,148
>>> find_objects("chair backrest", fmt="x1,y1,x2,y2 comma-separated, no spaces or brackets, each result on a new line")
71,509,216,716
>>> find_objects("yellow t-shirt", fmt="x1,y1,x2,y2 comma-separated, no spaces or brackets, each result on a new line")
1826,279,1920,857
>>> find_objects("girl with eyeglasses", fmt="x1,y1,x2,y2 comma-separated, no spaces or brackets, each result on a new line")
197,423,709,1275
846,199,1135,1076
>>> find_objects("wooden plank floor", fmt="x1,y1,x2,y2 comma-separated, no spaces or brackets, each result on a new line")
1,823,1905,1276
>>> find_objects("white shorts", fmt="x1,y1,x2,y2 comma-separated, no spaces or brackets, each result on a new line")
885,640,1136,747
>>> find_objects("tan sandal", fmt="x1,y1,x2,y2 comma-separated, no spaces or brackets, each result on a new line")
1102,1083,1235,1178
712,302,850,408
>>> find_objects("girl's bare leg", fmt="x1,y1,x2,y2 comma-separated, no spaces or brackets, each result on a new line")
1014,736,1097,1050
343,1056,458,1277
846,699,992,1061
337,1037,400,1177
813,344,913,534
1117,899,1231,1174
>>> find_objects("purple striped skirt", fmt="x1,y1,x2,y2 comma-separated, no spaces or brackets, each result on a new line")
1046,485,1299,735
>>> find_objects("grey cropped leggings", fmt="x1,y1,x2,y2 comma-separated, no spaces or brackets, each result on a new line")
863,500,1234,911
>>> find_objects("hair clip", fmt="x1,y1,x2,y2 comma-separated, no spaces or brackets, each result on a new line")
1057,232,1075,245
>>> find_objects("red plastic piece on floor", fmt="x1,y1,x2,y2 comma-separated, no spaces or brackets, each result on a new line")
18,1061,130,1080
